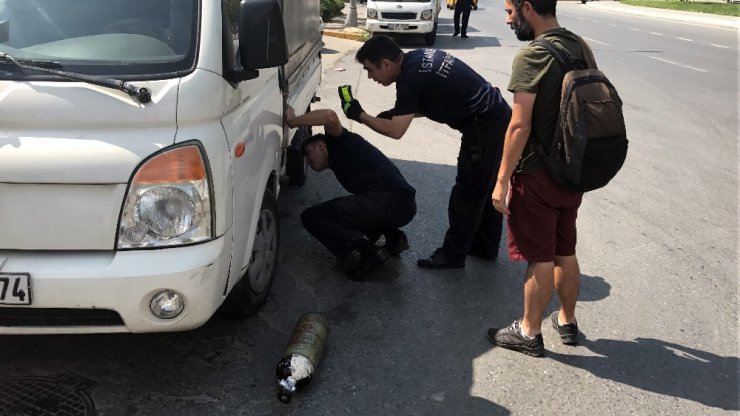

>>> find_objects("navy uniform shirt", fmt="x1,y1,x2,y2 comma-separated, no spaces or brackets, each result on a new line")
393,49,507,131
324,128,416,196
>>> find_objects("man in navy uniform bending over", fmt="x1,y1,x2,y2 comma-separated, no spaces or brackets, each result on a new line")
285,106,417,279
343,35,511,269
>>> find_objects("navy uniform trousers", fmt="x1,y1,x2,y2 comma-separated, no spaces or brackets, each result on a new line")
453,2,472,35
442,107,511,263
301,189,416,259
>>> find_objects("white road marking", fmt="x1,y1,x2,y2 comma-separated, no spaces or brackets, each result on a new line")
593,20,601,24
582,36,610,46
677,37,694,42
609,24,618,27
629,28,640,31
650,32,663,36
649,56,708,73
711,43,730,49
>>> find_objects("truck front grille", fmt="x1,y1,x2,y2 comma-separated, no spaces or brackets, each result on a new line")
381,12,417,20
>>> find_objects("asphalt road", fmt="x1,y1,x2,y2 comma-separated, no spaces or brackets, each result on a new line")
1,2,737,415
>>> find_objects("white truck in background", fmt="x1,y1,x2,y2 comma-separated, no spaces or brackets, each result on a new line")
0,0,322,333
366,0,442,46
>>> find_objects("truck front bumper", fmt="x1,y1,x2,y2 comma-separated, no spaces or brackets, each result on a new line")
0,231,232,334
366,20,435,34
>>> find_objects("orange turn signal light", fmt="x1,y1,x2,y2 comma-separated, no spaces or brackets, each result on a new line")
133,146,207,184
235,142,246,158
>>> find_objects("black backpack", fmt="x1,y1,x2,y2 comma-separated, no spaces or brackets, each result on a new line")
531,37,628,192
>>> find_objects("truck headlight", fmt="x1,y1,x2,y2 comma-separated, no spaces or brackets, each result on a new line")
367,8,377,19
118,145,213,249
421,9,433,20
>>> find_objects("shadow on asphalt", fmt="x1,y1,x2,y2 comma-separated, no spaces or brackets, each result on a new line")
377,17,503,51
274,157,515,415
548,337,739,411
576,274,611,302
392,32,503,51
321,47,340,55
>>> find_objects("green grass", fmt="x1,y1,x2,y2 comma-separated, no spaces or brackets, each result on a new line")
620,0,740,16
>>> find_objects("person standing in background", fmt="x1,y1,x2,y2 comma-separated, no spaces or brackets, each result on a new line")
453,0,472,38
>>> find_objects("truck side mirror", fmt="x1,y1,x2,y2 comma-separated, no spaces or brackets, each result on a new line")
238,0,288,70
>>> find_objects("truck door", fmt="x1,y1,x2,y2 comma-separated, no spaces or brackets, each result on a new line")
220,2,282,289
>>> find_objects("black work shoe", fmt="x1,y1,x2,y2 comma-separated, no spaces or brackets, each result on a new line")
461,34,469,38
452,31,460,37
417,248,465,269
550,311,579,345
487,319,545,357
382,230,409,256
347,248,389,280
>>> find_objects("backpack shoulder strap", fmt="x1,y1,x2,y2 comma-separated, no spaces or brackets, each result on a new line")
532,36,595,72
530,38,573,72
575,35,598,70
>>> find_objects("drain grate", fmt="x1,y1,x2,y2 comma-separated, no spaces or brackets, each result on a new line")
0,373,96,416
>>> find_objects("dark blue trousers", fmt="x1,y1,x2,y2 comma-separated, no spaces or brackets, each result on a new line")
442,107,511,263
302,190,416,258
453,6,471,35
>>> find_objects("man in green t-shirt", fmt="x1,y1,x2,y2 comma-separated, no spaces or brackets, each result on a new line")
487,0,592,357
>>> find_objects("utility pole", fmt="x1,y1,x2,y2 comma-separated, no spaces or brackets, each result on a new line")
345,0,358,27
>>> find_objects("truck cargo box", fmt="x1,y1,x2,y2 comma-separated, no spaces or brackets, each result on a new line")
280,0,323,146
282,0,322,82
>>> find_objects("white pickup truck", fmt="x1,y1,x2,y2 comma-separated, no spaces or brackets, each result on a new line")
366,0,442,46
0,0,322,333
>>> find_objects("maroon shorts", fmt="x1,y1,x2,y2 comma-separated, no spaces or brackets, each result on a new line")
507,170,583,262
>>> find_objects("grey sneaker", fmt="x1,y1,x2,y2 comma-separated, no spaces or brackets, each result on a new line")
487,319,544,357
550,311,579,345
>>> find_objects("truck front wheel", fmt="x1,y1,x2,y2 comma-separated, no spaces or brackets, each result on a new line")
286,123,311,186
219,189,279,318
424,23,437,46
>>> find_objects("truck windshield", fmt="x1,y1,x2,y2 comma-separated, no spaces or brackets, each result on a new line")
0,0,198,77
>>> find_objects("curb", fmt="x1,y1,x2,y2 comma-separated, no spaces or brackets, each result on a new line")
323,29,368,42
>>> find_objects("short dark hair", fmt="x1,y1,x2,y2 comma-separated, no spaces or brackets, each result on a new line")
515,0,557,16
301,133,327,155
355,35,403,67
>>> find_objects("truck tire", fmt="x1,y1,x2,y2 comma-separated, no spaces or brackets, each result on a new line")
286,125,311,186
219,189,279,318
424,23,437,46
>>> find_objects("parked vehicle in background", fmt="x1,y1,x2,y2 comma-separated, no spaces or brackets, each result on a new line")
447,0,478,10
0,0,322,334
366,0,442,46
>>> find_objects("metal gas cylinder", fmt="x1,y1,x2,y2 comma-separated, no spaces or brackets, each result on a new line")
276,312,330,404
